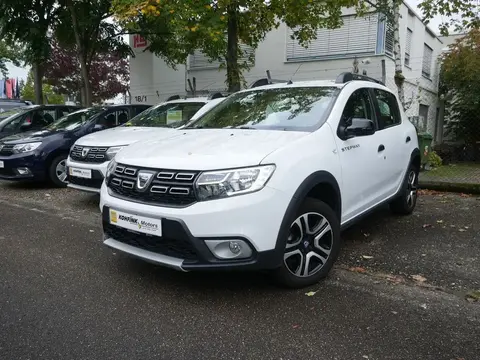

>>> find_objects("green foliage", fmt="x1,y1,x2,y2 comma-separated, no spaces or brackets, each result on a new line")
417,0,480,36
0,40,22,77
441,29,480,148
112,0,362,91
22,70,64,104
427,151,443,168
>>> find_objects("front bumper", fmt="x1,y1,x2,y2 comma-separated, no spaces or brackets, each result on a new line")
100,182,291,271
66,157,109,193
0,153,46,181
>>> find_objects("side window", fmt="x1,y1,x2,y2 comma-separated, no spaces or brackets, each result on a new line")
135,106,150,116
96,110,117,129
43,110,56,124
341,89,375,123
60,107,72,117
373,89,401,129
30,110,50,129
117,109,129,125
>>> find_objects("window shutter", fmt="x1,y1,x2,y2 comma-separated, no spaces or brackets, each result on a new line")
286,14,378,61
384,21,394,57
189,44,255,70
422,44,433,77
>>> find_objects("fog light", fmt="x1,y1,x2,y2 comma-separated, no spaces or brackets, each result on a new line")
204,239,253,259
16,167,31,175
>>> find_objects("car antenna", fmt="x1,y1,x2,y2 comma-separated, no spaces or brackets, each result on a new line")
288,63,303,84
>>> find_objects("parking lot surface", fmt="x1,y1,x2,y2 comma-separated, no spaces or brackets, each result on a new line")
0,181,479,360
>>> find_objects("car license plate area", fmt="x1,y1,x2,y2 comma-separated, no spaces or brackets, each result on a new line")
69,167,92,179
109,208,162,236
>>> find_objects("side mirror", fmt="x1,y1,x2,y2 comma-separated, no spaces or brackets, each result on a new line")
92,124,106,133
340,118,375,140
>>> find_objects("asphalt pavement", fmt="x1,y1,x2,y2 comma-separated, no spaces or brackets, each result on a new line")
0,181,479,360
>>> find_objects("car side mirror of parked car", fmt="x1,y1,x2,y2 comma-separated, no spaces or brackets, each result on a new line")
339,118,375,140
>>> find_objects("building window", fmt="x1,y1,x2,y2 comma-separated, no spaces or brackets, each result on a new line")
422,44,433,78
188,44,255,70
286,14,379,61
405,28,413,66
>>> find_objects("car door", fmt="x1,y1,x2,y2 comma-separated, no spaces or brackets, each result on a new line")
333,88,386,222
370,88,406,197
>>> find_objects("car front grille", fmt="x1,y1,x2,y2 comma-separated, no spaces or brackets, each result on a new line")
0,144,14,156
103,222,198,260
70,145,108,163
108,163,199,207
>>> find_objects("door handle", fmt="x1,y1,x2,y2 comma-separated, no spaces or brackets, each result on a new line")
406,136,411,143
378,144,385,152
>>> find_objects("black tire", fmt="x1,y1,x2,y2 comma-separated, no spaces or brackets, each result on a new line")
273,198,341,289
48,154,68,188
390,163,419,215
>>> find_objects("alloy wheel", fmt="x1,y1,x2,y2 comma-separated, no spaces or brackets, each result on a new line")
406,170,418,208
56,159,68,183
284,212,333,277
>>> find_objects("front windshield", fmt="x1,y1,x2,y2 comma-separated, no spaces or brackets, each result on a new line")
125,102,206,128
186,87,339,131
46,108,104,131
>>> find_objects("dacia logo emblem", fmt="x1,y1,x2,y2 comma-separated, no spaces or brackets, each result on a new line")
81,147,90,157
136,171,155,191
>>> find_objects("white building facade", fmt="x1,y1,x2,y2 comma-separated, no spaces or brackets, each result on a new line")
129,1,444,138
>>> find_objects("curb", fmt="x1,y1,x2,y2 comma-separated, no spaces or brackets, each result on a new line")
419,180,480,194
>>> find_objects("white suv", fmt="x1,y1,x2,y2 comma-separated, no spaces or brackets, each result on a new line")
66,96,225,193
99,73,420,288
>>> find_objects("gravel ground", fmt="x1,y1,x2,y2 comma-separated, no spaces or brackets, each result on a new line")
0,180,479,360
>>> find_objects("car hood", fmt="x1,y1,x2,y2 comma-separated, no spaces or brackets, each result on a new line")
75,126,180,147
0,129,59,144
115,129,309,170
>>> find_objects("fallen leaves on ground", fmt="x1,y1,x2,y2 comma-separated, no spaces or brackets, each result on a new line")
460,193,471,198
386,275,404,284
465,290,480,303
423,224,432,228
362,232,371,238
412,275,427,283
292,324,301,329
349,267,367,273
420,303,428,309
305,291,317,297
459,228,467,232
436,220,444,224
362,255,374,259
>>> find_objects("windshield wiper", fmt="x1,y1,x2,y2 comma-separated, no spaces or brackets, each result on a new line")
235,126,257,130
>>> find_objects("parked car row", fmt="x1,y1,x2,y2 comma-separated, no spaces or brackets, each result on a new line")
0,73,421,288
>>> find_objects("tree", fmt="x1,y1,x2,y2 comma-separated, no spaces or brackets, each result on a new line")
0,0,58,104
44,39,129,104
21,70,65,104
113,0,365,93
55,0,132,106
440,29,480,159
0,40,21,77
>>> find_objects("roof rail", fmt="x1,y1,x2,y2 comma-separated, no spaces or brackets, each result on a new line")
249,78,289,88
207,92,225,100
335,72,384,85
166,95,182,101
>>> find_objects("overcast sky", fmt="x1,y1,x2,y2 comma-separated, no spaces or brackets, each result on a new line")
5,0,444,81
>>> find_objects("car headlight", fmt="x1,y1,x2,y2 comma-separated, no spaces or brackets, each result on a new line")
105,159,117,181
12,142,42,154
194,165,275,201
106,146,126,160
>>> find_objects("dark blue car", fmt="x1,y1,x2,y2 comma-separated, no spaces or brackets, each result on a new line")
0,104,151,187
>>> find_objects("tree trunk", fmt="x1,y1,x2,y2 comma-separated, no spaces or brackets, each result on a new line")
32,62,44,105
226,4,240,93
69,4,92,106
392,2,406,109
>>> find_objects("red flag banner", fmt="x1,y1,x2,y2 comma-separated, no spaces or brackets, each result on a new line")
5,79,13,99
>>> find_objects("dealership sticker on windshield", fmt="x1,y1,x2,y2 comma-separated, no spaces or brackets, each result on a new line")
69,167,92,179
109,209,162,236
0,161,3,168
